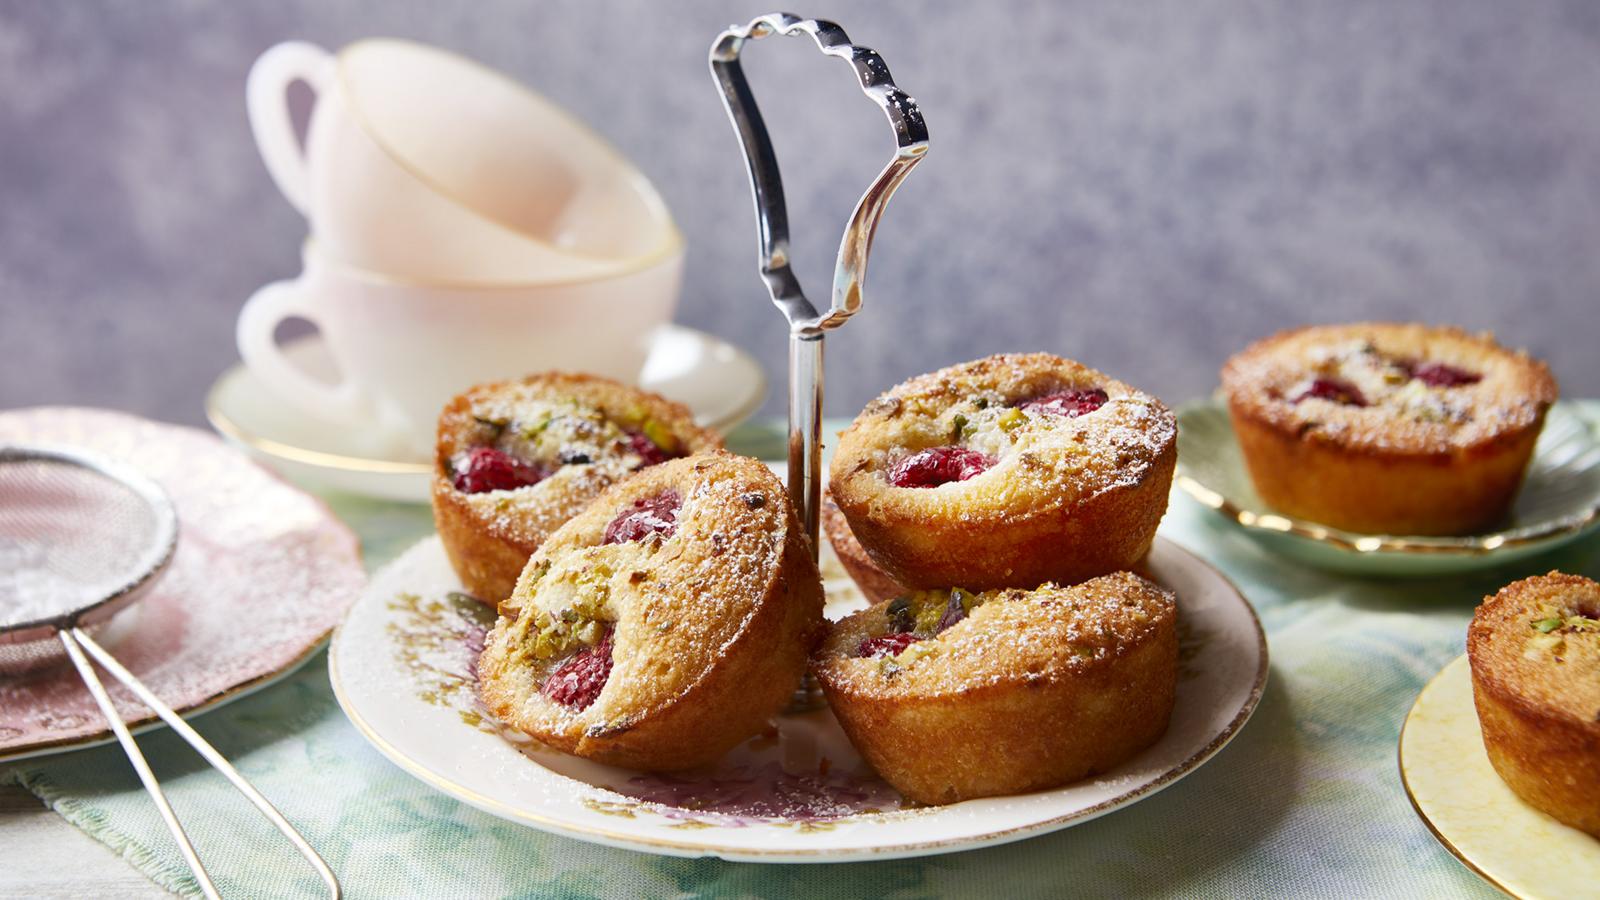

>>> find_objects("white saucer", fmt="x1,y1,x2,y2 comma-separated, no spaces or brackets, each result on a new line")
329,534,1267,862
206,325,766,502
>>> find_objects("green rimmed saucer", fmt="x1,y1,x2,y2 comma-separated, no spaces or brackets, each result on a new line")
1175,398,1600,577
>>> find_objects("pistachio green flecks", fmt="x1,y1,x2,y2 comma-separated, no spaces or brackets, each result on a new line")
951,413,969,442
642,418,676,453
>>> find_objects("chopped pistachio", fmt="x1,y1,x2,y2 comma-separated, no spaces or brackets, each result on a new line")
641,418,676,452
526,559,552,586
1533,617,1564,633
895,642,939,666
576,620,605,645
912,592,945,632
886,596,914,633
520,413,554,441
997,407,1026,432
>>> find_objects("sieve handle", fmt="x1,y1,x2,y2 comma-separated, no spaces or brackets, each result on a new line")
60,628,341,899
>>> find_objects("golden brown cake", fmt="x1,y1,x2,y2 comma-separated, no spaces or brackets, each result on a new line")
812,572,1177,805
1467,572,1600,837
821,490,905,605
477,452,825,771
1221,323,1557,535
431,373,720,606
828,353,1177,591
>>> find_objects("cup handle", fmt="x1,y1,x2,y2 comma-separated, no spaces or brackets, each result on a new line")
237,279,367,423
246,41,335,215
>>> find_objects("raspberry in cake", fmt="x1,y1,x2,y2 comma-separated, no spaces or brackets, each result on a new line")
829,353,1177,591
477,452,825,771
431,373,721,606
1221,323,1557,535
812,572,1178,805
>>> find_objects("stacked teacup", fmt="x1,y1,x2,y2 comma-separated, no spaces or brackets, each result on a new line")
239,39,683,458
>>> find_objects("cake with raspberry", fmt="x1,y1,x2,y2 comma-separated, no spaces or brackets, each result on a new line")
812,572,1178,805
1467,572,1600,837
1221,323,1557,535
829,353,1177,591
476,452,825,770
432,374,721,606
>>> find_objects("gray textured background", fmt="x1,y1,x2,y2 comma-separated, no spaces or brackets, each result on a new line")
3,0,1599,428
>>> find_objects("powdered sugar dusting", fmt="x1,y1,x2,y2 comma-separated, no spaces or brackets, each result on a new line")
842,353,1177,503
818,572,1177,696
1222,324,1557,453
481,454,802,741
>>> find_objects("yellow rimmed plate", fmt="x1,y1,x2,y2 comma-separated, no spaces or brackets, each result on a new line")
1399,655,1600,898
1175,399,1600,577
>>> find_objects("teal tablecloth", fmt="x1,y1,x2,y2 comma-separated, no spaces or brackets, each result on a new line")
5,420,1597,898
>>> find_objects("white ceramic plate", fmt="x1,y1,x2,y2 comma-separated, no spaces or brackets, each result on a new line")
329,533,1267,862
206,324,766,503
1176,399,1600,577
1399,655,1600,898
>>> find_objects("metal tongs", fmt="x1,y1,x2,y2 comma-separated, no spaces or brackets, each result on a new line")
710,12,929,554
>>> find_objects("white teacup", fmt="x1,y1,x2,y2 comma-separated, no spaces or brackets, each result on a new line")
236,242,684,457
246,39,679,282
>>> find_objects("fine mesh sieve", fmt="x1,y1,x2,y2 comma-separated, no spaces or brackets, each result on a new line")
0,444,340,898
0,446,175,671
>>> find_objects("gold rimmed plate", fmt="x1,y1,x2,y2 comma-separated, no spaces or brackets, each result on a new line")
1399,655,1600,898
328,533,1267,862
1175,399,1600,577
207,325,767,503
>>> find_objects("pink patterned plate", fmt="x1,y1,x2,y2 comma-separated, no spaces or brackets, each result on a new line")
0,407,365,762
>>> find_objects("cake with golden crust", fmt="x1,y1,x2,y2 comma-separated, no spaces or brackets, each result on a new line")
1221,323,1557,535
476,452,825,771
432,374,720,606
812,571,1177,805
1467,572,1600,837
821,490,905,605
829,353,1177,591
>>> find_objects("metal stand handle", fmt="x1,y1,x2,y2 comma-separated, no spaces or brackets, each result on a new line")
60,628,340,899
710,12,930,555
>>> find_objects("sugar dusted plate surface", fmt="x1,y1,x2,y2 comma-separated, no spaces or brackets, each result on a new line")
329,533,1266,861
0,407,365,762
1400,655,1600,898
1176,398,1600,576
